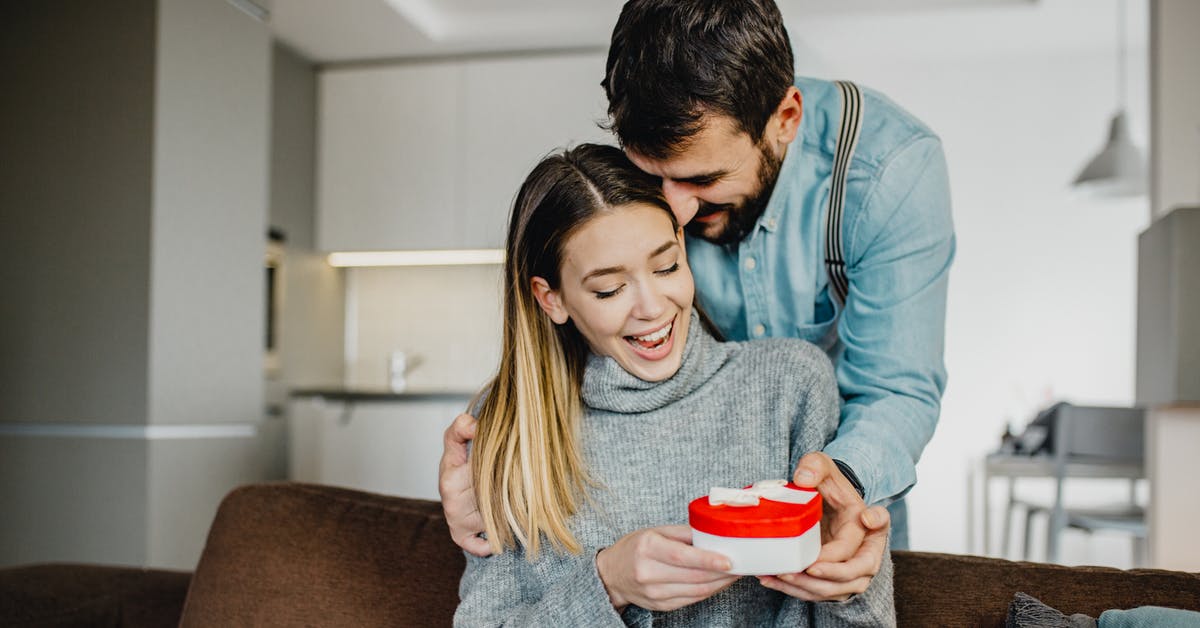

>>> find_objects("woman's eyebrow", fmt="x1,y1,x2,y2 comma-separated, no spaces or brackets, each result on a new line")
581,264,625,283
580,241,678,282
648,240,678,258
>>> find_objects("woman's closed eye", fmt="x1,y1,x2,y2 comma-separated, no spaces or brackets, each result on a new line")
591,259,678,298
594,284,624,299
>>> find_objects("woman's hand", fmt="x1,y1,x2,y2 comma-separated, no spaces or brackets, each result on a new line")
438,413,491,557
596,525,738,613
758,452,889,601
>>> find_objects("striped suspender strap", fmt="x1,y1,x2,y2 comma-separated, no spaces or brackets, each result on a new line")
825,80,863,307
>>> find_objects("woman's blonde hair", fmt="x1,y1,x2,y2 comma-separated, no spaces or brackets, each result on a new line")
472,144,676,557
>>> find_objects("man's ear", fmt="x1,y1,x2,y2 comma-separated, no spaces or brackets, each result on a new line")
530,277,569,325
768,86,803,147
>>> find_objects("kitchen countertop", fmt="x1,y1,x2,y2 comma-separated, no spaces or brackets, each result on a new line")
289,389,476,403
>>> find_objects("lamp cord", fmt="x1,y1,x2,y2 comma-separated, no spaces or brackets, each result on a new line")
1117,0,1127,111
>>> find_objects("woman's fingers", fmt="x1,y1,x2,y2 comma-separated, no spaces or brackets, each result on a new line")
758,573,872,602
598,526,737,612
649,526,732,573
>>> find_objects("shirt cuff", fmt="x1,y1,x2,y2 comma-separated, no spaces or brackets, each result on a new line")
823,439,914,507
831,459,865,499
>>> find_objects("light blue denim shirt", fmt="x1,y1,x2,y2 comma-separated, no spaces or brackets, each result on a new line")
687,76,955,507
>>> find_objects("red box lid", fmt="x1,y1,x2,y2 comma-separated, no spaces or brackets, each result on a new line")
688,482,821,538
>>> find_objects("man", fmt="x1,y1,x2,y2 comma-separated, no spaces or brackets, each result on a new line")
441,0,953,602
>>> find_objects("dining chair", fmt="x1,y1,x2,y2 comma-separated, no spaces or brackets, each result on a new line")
1011,404,1146,565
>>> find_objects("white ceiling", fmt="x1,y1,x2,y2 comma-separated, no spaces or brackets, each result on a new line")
263,0,1147,65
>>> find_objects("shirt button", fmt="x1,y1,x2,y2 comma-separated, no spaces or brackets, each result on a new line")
753,324,766,337
766,219,777,230
744,257,757,271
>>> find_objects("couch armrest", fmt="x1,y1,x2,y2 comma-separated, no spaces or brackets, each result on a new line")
0,563,190,627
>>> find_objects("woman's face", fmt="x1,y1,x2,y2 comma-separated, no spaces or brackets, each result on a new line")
534,202,694,382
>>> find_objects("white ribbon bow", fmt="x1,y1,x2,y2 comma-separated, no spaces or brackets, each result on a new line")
707,479,817,507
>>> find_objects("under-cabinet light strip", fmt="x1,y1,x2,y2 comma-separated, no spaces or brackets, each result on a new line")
0,423,258,440
326,249,505,267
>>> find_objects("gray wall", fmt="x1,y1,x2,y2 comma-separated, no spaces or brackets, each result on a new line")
271,45,319,251
0,0,157,568
262,44,347,480
271,43,345,393
0,0,157,426
1137,208,1200,404
1150,0,1200,218
1,0,273,570
1140,0,1200,404
147,0,270,428
0,436,149,566
144,0,272,568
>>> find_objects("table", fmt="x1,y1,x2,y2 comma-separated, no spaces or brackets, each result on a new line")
973,452,1143,559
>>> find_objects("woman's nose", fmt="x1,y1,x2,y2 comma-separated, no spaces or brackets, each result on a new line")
631,282,668,320
661,180,699,225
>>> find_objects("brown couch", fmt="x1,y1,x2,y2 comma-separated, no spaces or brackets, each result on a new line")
3,482,1199,627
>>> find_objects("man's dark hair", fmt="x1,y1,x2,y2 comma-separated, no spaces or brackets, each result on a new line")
602,0,795,159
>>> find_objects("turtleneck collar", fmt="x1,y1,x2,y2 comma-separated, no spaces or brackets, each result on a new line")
581,309,731,414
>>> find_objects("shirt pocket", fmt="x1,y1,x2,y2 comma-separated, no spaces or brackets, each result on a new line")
795,290,840,352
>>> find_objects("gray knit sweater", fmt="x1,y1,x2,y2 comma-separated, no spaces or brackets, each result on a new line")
455,313,895,627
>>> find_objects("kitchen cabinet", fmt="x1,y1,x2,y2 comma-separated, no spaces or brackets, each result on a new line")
316,51,610,252
289,394,471,500
317,62,463,251
458,53,612,249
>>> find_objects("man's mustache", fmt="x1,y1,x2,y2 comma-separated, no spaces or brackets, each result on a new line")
695,202,736,218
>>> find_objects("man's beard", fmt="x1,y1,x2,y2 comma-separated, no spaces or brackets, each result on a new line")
684,142,784,246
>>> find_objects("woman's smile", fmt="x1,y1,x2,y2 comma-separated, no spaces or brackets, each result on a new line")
624,315,676,358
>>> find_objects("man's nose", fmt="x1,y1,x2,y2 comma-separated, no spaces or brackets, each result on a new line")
661,179,699,225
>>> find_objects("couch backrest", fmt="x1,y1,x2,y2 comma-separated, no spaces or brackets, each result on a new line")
180,483,1200,628
893,550,1200,626
179,483,464,627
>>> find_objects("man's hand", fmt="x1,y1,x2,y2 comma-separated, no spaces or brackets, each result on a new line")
439,413,491,557
596,525,737,613
758,452,889,601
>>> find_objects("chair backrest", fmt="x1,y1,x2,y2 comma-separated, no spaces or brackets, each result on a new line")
1053,405,1145,464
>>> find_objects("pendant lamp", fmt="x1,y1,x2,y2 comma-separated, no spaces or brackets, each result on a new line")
1073,0,1146,197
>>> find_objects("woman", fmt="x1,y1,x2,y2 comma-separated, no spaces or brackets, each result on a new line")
456,144,894,627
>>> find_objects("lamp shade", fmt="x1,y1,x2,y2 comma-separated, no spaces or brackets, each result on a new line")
1073,110,1146,197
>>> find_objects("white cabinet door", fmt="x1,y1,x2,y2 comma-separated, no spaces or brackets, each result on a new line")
317,63,463,252
289,397,465,500
316,53,612,252
458,52,613,249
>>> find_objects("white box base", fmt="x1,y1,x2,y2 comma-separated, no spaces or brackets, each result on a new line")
691,522,821,576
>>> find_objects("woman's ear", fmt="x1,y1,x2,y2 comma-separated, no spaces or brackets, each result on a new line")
530,277,569,325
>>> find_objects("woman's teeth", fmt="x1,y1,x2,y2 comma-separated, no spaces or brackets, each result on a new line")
629,321,672,348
